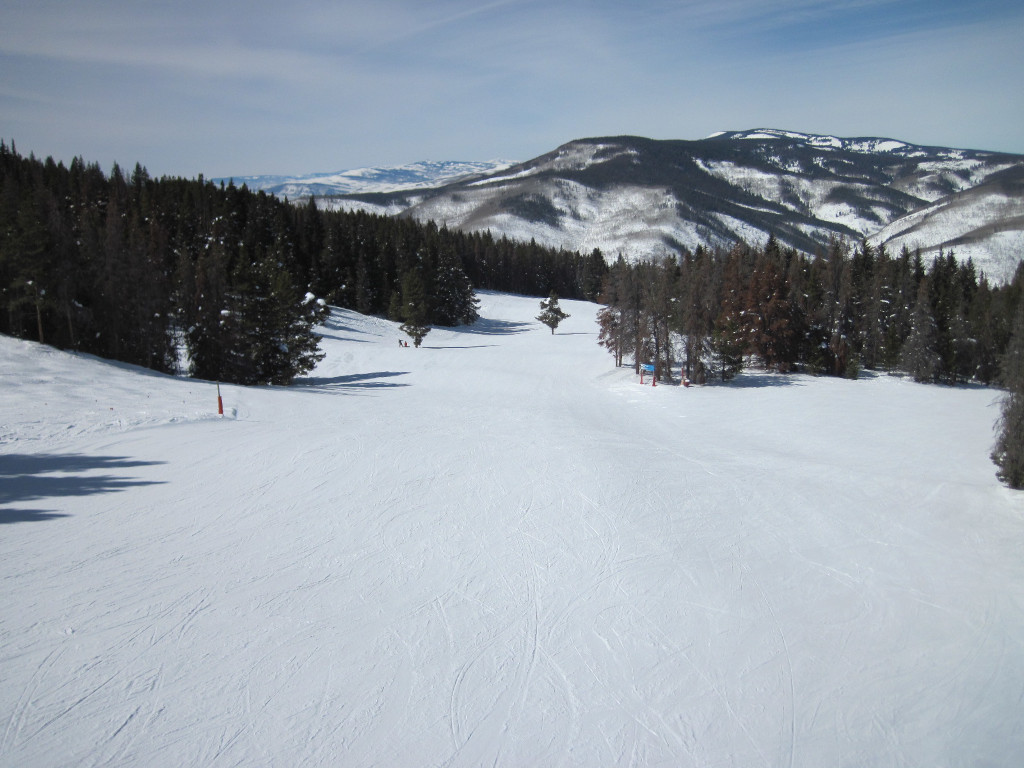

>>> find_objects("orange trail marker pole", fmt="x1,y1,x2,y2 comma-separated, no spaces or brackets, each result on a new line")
217,382,224,416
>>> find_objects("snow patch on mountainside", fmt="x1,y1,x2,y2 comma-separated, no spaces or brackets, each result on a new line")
696,159,883,234
414,180,702,260
713,212,773,248
218,159,514,199
468,165,540,187
869,186,1024,282
318,197,411,216
894,159,1016,201
728,129,953,159
548,141,639,172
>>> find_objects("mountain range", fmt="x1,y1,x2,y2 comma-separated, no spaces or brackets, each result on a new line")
228,129,1024,283
217,159,513,199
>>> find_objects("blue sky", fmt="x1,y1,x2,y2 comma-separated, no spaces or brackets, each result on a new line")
2,0,1022,177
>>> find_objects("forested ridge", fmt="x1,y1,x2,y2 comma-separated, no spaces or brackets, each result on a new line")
0,143,607,383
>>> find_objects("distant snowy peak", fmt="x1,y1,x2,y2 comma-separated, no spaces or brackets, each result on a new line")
707,128,979,159
218,159,515,199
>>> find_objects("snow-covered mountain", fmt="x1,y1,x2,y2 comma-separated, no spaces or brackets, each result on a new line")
867,163,1024,273
216,159,514,199
319,130,1024,283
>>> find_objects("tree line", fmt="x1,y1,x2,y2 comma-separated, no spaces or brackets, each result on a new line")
597,234,1022,387
0,142,607,383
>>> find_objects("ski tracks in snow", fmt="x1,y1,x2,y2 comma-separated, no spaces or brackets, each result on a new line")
0,645,65,757
443,516,575,767
742,561,797,768
444,567,543,768
439,456,643,767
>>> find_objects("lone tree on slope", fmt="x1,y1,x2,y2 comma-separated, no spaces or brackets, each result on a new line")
398,271,431,348
537,291,570,335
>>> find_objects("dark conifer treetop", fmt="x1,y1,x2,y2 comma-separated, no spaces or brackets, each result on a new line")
537,291,570,334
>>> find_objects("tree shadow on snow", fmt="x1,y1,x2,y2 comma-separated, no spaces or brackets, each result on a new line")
0,509,71,524
315,316,378,343
716,372,806,388
449,318,533,336
420,343,497,350
316,331,373,343
0,453,166,525
420,317,533,347
295,371,410,392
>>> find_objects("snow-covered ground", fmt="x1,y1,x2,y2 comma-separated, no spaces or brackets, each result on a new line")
2,293,1023,767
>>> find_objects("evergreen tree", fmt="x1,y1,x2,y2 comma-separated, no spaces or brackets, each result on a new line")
642,258,677,382
387,289,403,322
242,256,328,385
536,291,569,334
432,249,479,326
864,245,897,372
398,270,431,347
993,304,1024,488
745,254,798,372
579,248,608,301
675,246,719,384
187,247,326,385
1,198,52,343
712,249,748,380
927,252,959,382
900,281,941,383
970,276,1001,384
800,253,832,374
711,317,745,381
882,246,920,372
596,257,636,369
597,303,624,367
613,256,645,374
184,238,232,382
845,239,876,371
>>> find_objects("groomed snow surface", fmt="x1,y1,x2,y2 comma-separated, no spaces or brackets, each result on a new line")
3,293,1023,767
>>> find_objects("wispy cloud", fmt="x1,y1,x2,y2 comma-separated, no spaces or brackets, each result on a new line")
0,0,1020,176
0,3,326,82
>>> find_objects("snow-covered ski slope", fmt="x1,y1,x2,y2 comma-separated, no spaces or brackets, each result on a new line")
2,293,1023,767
